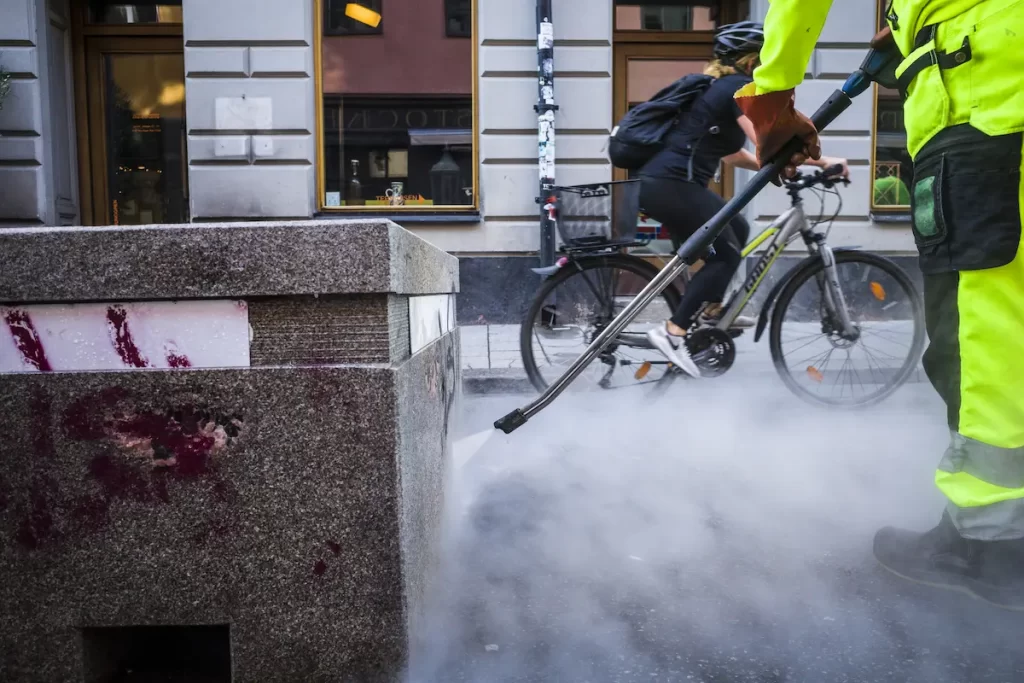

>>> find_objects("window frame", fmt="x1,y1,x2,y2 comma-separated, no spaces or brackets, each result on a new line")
314,0,479,214
322,0,385,37
444,0,472,38
870,0,911,213
612,1,748,43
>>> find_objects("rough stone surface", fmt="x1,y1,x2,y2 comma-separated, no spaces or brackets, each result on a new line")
248,294,400,366
0,343,454,682
0,221,458,303
396,330,459,663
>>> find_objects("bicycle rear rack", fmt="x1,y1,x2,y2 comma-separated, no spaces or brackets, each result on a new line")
495,42,899,434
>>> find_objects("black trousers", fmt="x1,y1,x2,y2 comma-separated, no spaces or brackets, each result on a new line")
639,176,751,328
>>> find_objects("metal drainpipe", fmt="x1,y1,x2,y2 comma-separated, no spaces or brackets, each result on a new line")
536,0,558,267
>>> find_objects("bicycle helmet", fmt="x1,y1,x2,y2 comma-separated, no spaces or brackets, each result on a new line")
713,21,765,61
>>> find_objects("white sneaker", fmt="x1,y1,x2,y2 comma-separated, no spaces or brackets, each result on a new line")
646,323,702,378
697,309,756,329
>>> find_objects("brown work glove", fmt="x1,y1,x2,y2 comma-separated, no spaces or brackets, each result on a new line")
735,84,821,183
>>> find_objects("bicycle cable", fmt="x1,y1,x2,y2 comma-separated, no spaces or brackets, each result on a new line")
808,182,844,241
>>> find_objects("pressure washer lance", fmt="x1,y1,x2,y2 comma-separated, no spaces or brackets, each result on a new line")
494,29,901,436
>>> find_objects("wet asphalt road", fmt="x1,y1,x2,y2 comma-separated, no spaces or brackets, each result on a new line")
412,376,1024,683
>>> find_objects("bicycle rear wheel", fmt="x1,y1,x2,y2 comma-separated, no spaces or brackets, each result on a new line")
521,254,683,392
769,250,925,407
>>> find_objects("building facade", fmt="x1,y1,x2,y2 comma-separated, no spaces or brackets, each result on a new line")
0,0,914,323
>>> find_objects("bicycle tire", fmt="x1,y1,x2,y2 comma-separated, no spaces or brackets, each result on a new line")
768,250,926,408
521,253,684,392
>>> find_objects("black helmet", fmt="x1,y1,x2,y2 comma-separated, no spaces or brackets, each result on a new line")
713,21,765,61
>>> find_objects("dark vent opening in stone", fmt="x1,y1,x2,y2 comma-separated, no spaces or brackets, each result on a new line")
81,624,231,683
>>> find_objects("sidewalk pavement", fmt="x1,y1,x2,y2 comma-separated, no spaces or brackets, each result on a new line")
459,323,929,395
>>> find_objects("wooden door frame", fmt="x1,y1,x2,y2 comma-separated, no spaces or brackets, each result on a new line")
81,36,185,225
612,41,736,200
70,3,183,225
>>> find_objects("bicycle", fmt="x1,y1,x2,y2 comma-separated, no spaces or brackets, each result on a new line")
520,168,926,408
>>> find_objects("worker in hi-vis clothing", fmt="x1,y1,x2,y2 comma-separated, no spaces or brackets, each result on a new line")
735,0,1024,609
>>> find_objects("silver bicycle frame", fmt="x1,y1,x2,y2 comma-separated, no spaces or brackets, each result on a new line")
715,203,857,338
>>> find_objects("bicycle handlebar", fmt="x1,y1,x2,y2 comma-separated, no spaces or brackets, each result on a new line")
786,166,851,192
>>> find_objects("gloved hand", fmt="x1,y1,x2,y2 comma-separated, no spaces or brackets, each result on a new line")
735,83,821,183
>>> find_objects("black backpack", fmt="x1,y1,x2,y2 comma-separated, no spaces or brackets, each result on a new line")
608,73,714,171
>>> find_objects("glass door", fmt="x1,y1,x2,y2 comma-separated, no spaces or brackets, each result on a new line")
613,42,734,288
85,37,188,225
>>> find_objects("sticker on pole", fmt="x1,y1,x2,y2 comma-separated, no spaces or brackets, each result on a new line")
538,21,554,49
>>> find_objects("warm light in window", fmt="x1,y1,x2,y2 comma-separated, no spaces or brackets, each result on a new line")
345,3,381,27
158,82,185,107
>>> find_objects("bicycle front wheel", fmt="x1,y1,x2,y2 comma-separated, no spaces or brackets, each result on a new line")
769,250,926,408
521,254,683,392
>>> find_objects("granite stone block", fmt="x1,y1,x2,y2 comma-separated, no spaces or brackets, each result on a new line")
0,340,455,682
248,294,397,365
0,220,459,303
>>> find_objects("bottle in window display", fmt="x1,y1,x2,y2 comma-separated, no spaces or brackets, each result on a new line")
346,159,365,205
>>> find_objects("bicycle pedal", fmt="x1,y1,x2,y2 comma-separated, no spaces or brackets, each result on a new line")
634,361,652,380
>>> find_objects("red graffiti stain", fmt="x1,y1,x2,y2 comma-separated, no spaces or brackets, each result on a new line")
14,488,55,550
62,387,129,441
4,310,52,372
8,388,244,551
12,393,62,549
106,306,150,368
313,560,328,577
166,351,192,368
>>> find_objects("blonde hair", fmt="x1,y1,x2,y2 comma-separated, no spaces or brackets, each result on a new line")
704,53,759,79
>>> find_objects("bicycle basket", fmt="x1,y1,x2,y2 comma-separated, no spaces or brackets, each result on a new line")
553,180,641,249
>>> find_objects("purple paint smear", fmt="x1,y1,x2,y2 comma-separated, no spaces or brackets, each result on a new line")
7,389,242,551
106,306,150,368
166,351,192,368
4,310,53,372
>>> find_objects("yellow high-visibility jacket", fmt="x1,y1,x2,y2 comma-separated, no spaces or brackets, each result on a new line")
746,0,1024,156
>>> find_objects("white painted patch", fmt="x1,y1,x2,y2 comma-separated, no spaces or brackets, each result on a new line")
0,300,250,373
215,96,273,130
408,294,455,355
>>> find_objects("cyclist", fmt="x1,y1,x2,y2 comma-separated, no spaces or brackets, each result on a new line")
639,21,849,377
738,1,1024,608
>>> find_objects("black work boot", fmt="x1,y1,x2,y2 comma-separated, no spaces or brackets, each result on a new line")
873,510,1024,610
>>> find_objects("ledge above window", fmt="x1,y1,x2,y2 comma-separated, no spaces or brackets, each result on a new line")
870,211,911,224
314,211,481,224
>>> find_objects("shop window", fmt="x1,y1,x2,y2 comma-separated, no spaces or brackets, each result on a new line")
87,0,182,24
318,0,475,212
445,0,472,37
871,0,912,211
324,0,384,36
614,1,721,31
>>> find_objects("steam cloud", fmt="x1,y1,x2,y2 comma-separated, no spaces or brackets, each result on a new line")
414,375,1024,682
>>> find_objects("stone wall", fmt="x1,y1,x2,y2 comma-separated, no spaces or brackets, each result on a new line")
0,219,458,682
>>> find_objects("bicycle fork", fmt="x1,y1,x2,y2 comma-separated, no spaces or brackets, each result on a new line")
817,243,859,340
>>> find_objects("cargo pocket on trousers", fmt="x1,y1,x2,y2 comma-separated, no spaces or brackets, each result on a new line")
910,156,950,273
912,128,1022,274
